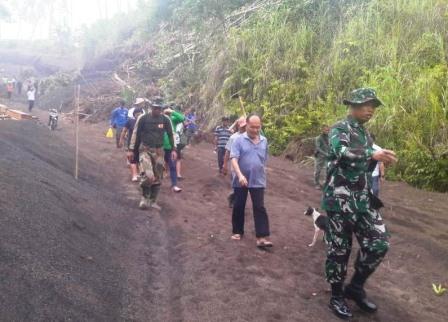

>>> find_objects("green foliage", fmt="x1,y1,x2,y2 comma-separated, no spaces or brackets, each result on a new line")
174,0,448,191
80,0,448,191
120,87,137,106
80,12,139,62
0,3,10,20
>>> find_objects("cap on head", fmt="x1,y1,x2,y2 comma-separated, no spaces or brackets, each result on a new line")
343,88,383,108
151,97,164,109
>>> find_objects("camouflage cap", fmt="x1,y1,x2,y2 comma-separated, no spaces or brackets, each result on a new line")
150,97,164,108
343,88,383,107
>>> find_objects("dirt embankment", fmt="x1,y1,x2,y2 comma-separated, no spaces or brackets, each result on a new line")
0,120,147,321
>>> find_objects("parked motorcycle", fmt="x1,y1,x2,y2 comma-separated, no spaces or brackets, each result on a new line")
48,108,58,131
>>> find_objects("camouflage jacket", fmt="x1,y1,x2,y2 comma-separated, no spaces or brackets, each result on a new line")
321,115,375,213
315,133,329,158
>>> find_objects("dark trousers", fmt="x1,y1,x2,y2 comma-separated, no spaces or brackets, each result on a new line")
372,176,380,197
217,147,226,171
28,100,34,112
232,187,270,238
115,126,124,147
164,150,177,187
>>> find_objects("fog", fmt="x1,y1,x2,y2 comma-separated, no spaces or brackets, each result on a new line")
0,0,141,40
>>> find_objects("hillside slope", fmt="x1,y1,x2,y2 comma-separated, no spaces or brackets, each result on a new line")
0,121,132,321
0,101,447,321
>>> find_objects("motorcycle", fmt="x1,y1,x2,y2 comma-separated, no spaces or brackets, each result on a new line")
48,108,58,131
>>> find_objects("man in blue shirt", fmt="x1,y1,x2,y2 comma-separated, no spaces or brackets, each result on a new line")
230,114,273,249
184,108,198,145
110,100,129,148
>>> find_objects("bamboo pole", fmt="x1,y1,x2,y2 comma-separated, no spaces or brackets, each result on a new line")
74,84,80,180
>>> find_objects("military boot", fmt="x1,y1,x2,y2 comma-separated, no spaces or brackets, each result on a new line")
329,296,353,320
344,284,377,313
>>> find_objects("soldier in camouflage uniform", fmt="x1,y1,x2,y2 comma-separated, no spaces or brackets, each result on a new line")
130,99,176,211
322,88,398,319
314,125,330,189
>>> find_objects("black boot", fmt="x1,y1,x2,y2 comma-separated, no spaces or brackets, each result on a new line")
329,296,353,320
344,284,377,313
329,283,353,319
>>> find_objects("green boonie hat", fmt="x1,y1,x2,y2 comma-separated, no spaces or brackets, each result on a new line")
343,88,383,107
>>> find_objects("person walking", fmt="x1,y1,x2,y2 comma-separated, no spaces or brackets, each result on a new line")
110,100,129,148
27,86,36,112
17,80,22,95
128,98,148,119
163,106,185,192
214,116,232,174
314,125,330,189
119,107,144,182
322,88,397,319
222,116,247,207
184,108,197,145
130,99,175,211
6,81,13,99
230,115,273,249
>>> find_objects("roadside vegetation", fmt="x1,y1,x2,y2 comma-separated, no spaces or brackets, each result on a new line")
6,0,448,191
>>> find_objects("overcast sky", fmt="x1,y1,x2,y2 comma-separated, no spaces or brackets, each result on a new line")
0,0,142,40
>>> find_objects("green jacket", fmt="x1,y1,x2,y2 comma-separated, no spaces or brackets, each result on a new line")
321,115,375,213
163,111,185,150
315,133,329,158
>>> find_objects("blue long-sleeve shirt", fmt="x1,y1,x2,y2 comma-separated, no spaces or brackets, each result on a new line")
110,106,129,127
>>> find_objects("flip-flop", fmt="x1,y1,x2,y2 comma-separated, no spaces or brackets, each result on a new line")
257,240,273,249
231,234,242,241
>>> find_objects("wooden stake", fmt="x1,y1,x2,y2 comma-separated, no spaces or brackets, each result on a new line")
239,96,247,117
74,85,80,180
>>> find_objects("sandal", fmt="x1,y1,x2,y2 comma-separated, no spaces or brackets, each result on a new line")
256,239,273,249
231,234,242,241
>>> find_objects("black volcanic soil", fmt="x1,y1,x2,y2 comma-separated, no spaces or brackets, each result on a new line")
0,99,447,322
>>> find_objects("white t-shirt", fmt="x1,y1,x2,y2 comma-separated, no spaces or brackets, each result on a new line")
27,89,35,101
372,143,382,177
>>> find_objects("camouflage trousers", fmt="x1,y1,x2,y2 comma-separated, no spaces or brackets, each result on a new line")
325,208,390,284
314,157,327,186
139,148,164,202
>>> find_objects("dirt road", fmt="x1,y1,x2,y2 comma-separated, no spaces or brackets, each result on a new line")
1,100,447,322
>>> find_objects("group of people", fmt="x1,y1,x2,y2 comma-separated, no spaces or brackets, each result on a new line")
111,87,397,320
1,77,38,112
110,98,198,208
213,88,397,320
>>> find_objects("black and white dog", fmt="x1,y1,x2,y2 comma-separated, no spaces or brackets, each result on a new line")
304,206,329,247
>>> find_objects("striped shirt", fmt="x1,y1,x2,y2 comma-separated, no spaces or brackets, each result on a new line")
214,125,232,148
